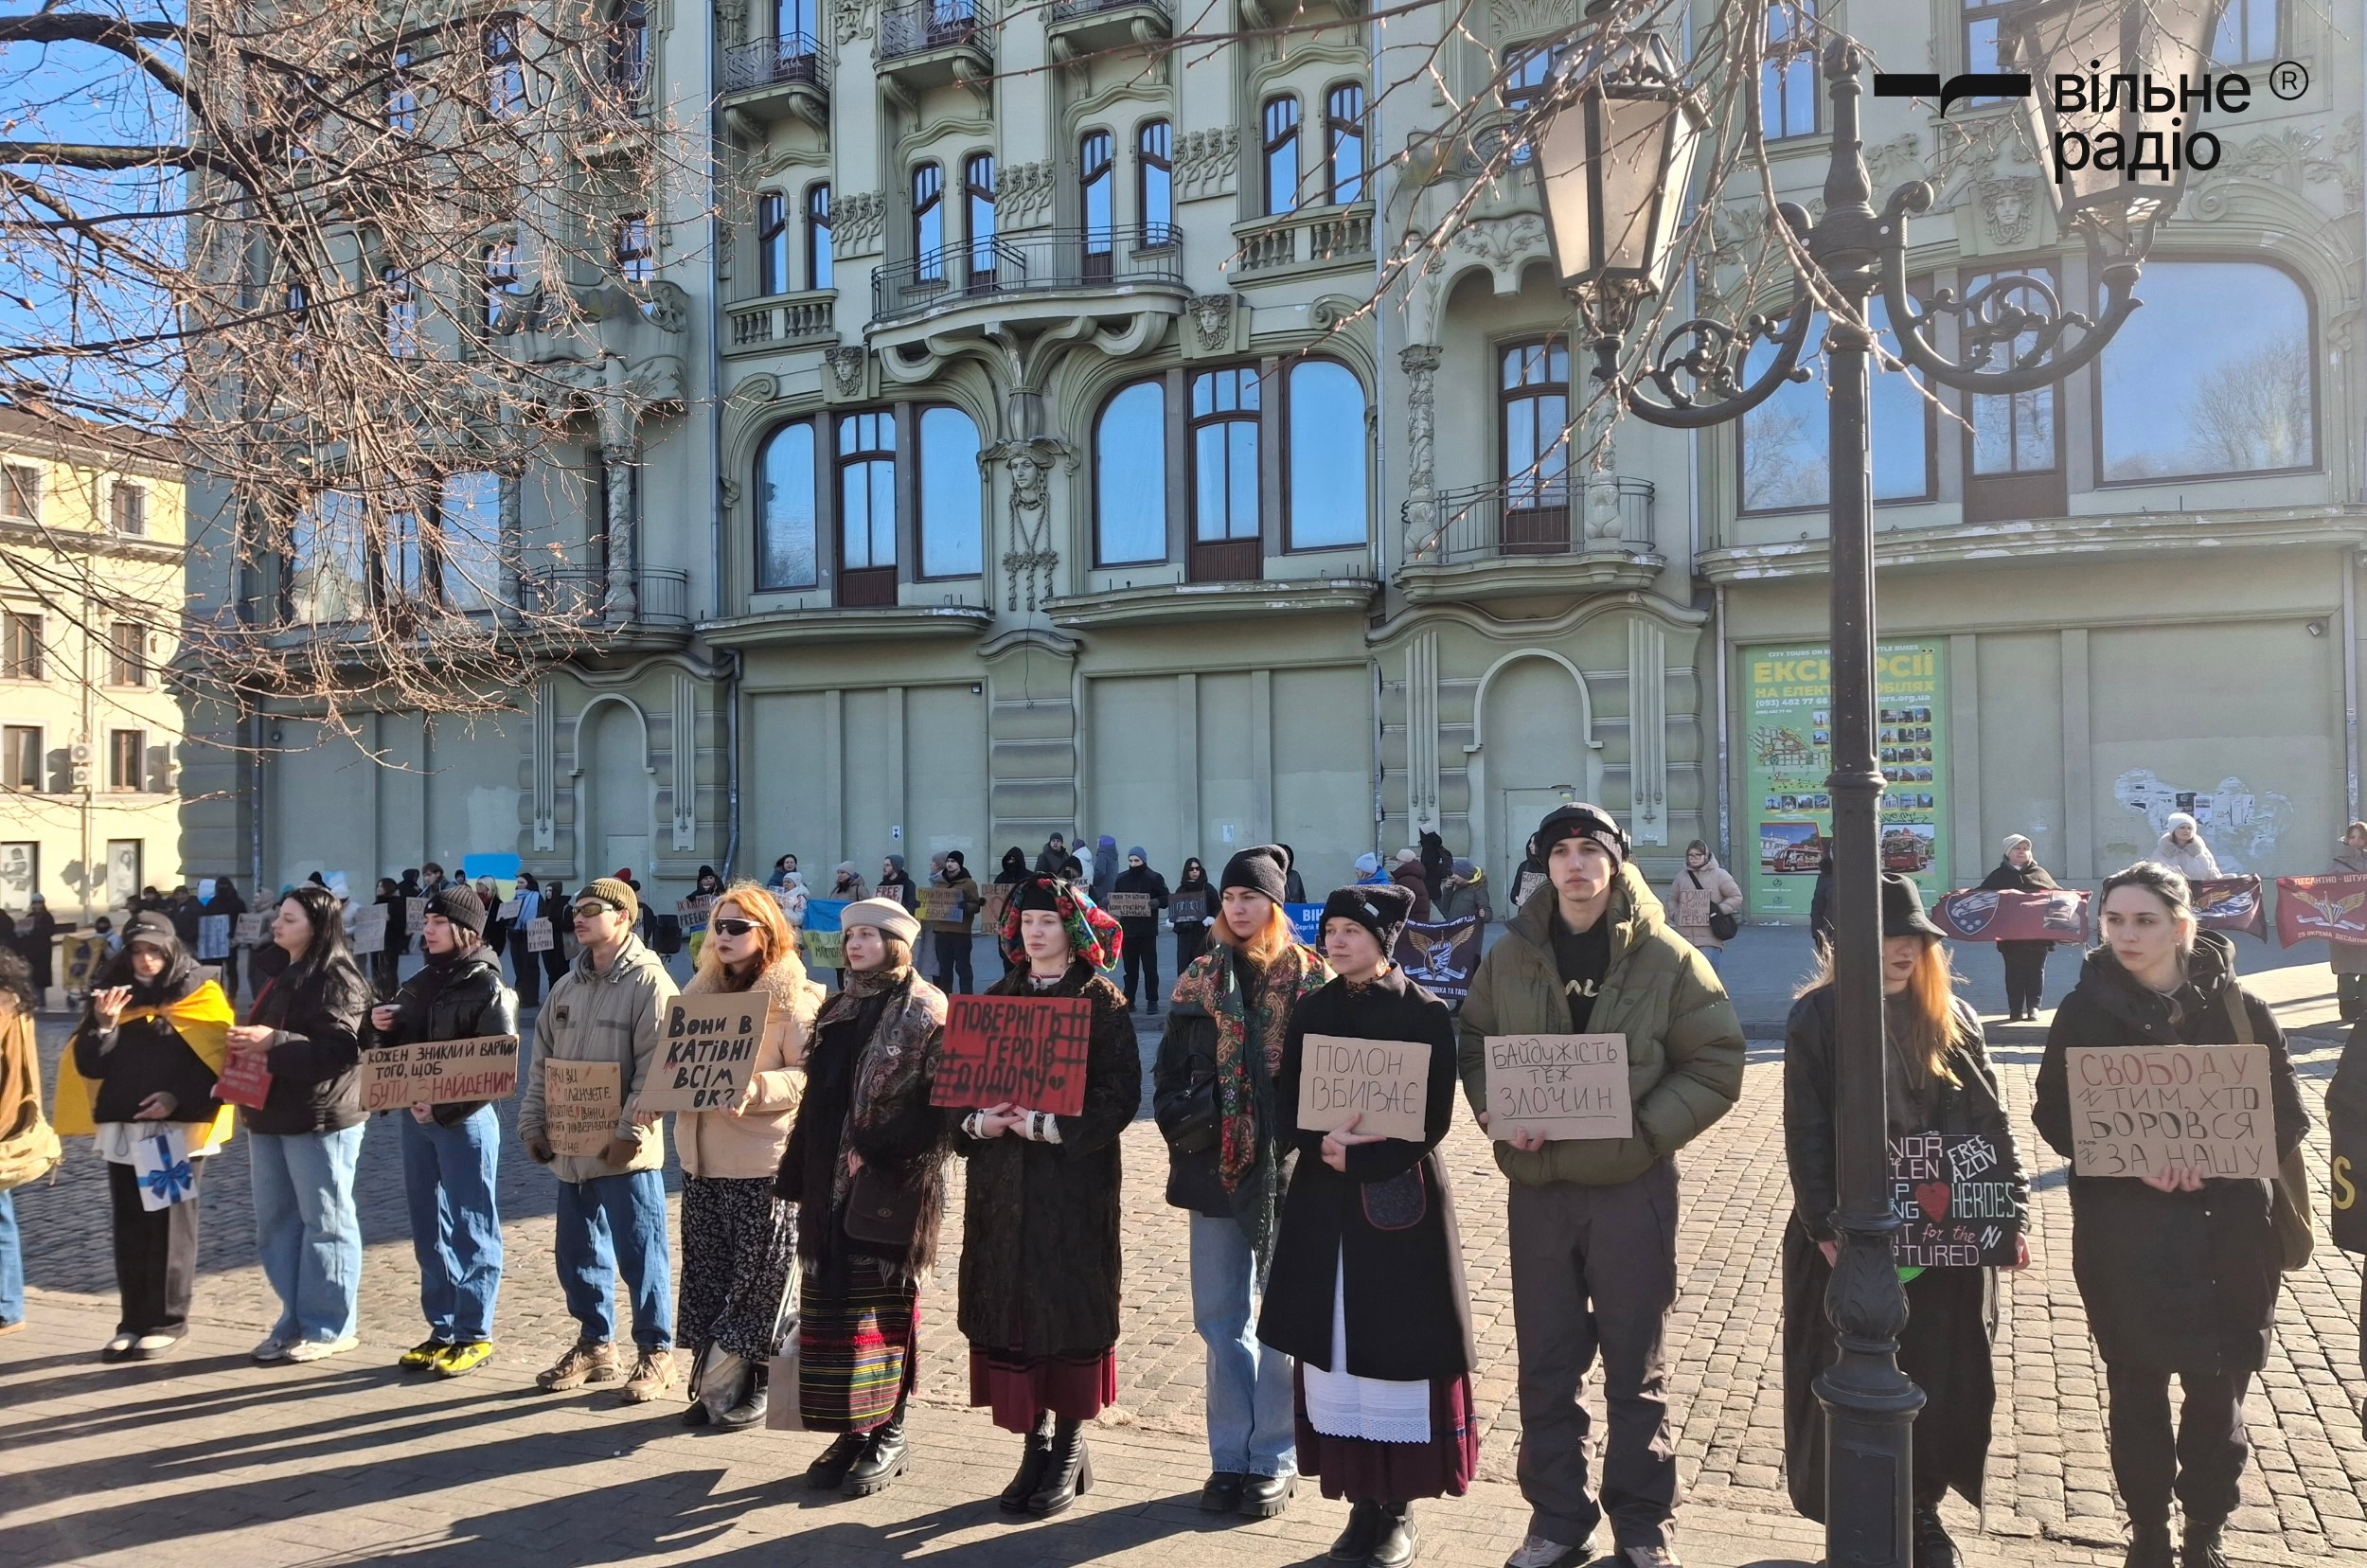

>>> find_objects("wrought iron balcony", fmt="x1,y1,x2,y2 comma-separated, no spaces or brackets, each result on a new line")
517,565,689,626
879,0,992,62
1404,477,1656,564
722,34,829,94
870,225,1184,325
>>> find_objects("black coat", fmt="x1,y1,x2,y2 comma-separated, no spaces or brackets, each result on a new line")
1113,864,1170,942
2032,934,2310,1374
1257,969,1473,1382
952,961,1142,1356
246,953,371,1134
1979,857,2062,959
366,946,519,1125
2328,1021,2367,1256
1153,947,1280,1219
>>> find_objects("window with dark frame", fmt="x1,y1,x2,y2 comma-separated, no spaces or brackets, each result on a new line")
836,411,898,605
387,46,419,134
383,502,423,599
1760,1,1817,140
1503,45,1561,164
109,620,150,686
1325,83,1364,205
0,464,36,521
2213,0,2278,63
758,192,791,295
485,20,528,117
1137,121,1173,245
382,266,419,357
112,481,146,536
756,419,818,591
1080,131,1113,279
1960,0,2018,104
913,163,944,281
1964,265,2064,523
966,153,998,289
1499,338,1573,551
109,729,145,793
1261,97,1300,215
1190,367,1261,543
1,726,37,792
615,214,654,286
481,241,520,335
1,612,40,680
607,0,650,99
807,184,834,288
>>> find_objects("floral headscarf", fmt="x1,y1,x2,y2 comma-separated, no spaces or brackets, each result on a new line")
996,874,1123,971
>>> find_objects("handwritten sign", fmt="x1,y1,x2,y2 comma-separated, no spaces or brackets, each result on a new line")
359,1034,521,1113
348,904,388,955
1484,1033,1634,1142
1890,1131,2021,1268
1168,892,1208,925
525,918,554,953
196,915,231,961
676,896,714,934
216,1049,274,1110
1104,892,1154,919
2067,1044,2277,1179
931,994,1092,1116
405,897,428,936
497,897,524,921
639,993,774,1112
234,912,268,946
543,1058,621,1156
979,885,1012,931
1295,1033,1431,1141
800,928,845,970
917,887,965,924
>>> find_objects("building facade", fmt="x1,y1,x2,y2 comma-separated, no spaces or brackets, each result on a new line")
0,409,189,918
182,0,2367,918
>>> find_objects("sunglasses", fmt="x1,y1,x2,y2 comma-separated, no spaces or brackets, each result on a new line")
572,901,618,920
711,918,757,937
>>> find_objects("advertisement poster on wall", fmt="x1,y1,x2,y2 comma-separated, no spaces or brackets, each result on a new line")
1743,640,1949,918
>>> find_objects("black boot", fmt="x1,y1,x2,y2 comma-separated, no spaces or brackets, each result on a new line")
1367,1501,1418,1568
843,1414,910,1497
1026,1415,1093,1517
998,1413,1056,1514
681,1347,714,1427
1328,1501,1385,1561
1913,1504,1959,1568
2181,1519,2232,1568
717,1361,768,1430
2126,1521,2175,1568
806,1432,865,1489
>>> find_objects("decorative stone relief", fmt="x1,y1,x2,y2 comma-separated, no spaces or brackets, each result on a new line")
1489,0,1569,44
991,437,1075,613
1974,176,2042,250
1399,344,1441,556
825,345,868,400
1185,294,1237,354
834,0,875,44
1449,213,1547,267
1865,133,1926,194
998,160,1057,229
1175,129,1239,201
831,190,887,257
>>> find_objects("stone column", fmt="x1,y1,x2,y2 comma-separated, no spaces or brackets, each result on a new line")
1399,344,1441,561
600,438,638,623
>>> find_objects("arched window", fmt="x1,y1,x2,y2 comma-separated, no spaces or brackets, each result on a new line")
484,21,527,118
756,420,817,590
1095,381,1166,565
918,406,982,578
756,192,790,295
1262,96,1300,215
966,153,997,288
2099,259,2315,482
607,0,649,98
1080,131,1113,280
912,163,944,280
1286,360,1366,550
806,183,833,288
1137,120,1173,245
1325,84,1363,205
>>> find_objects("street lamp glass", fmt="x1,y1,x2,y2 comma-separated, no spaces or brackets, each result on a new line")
1533,27,1705,318
1998,0,2224,227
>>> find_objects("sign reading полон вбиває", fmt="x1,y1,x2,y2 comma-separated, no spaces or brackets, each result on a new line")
1890,1131,2021,1269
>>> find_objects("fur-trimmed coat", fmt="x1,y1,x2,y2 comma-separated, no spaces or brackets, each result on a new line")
952,960,1141,1355
676,953,825,1180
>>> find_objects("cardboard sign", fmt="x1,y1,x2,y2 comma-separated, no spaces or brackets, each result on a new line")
639,993,774,1112
1393,916,1485,1002
931,994,1092,1116
1890,1131,2021,1268
917,886,966,923
348,904,388,955
1105,891,1156,918
525,917,554,953
978,885,1012,931
497,897,524,921
2067,1044,2277,1179
216,1049,273,1110
1294,1032,1431,1141
800,928,845,970
405,897,428,936
1672,886,1712,930
2276,873,2367,947
234,912,268,946
543,1058,621,1156
1484,1033,1634,1141
359,1034,521,1113
677,896,714,934
1168,892,1208,925
196,915,231,961
1932,888,2090,943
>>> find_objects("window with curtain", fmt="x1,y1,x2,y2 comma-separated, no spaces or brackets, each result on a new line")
837,412,897,570
756,421,818,589
1262,97,1300,215
1,464,38,521
913,164,944,280
2,726,37,791
807,184,833,287
1191,367,1261,543
437,472,503,609
1286,360,1366,550
1739,294,1931,510
757,193,790,295
918,406,983,578
1760,1,1816,139
1137,121,1173,244
484,22,527,117
1325,84,1364,205
1095,380,1166,565
966,153,997,285
1080,131,1113,278
2214,0,2277,63
382,267,419,357
2099,260,2314,482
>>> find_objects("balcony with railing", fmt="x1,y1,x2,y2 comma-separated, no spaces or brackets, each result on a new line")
877,0,992,88
870,225,1185,327
720,34,829,126
517,564,691,631
1044,0,1169,58
1228,203,1373,280
1397,477,1663,602
724,291,838,355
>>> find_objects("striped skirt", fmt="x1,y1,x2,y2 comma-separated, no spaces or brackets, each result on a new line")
796,1257,920,1433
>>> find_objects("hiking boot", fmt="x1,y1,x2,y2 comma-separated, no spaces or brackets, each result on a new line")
536,1338,619,1392
619,1347,676,1404
2126,1521,2175,1568
2182,1520,2232,1568
400,1338,453,1371
1370,1502,1419,1568
434,1342,493,1378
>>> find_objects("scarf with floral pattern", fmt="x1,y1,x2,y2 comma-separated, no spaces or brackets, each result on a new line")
1171,938,1331,1190
995,875,1123,971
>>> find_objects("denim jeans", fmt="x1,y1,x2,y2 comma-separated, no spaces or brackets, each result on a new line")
1188,1211,1295,1479
400,1107,505,1342
1701,945,1723,973
0,1188,22,1326
249,1125,366,1345
554,1167,673,1349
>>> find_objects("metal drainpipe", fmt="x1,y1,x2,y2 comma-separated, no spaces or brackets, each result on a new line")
2345,565,2359,822
1715,579,1731,867
250,707,265,900
704,11,740,880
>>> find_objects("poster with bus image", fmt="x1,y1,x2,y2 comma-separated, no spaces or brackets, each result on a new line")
1743,641,1949,918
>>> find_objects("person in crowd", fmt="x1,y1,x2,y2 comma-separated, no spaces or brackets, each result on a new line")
1389,850,1432,921
505,872,550,1007
1418,831,1453,904
199,879,245,1002
54,915,233,1360
1783,874,2027,1568
767,853,801,890
676,882,822,1431
228,884,371,1363
992,847,1034,978
475,880,508,962
1509,837,1549,910
1114,847,1171,1015
1155,844,1333,1521
684,864,729,969
774,868,811,930
93,914,119,953
1434,859,1494,936
2152,812,2222,882
1809,847,1837,955
1280,844,1308,906
1664,842,1743,973
2330,1004,2367,1401
2034,864,2309,1568
1262,883,1474,1568
925,851,981,996
1354,853,1388,887
516,877,680,1404
1171,857,1215,975
369,877,406,995
0,950,45,1338
878,855,918,914
1981,834,2062,1022
420,863,449,895
955,875,1139,1517
776,897,951,1498
19,893,56,1003
1036,832,1071,877
828,862,869,901
1089,835,1119,904
166,886,203,952
1061,853,1087,882
366,886,515,1379
2326,823,2367,1021
1457,804,1746,1568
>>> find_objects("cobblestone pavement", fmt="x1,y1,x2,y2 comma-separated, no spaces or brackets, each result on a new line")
12,1014,2365,1567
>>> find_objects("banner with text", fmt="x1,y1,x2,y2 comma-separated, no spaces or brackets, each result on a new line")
1392,915,1485,1002
2274,874,2367,948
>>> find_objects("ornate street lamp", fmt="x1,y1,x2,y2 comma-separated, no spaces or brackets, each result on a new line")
1524,4,2223,1565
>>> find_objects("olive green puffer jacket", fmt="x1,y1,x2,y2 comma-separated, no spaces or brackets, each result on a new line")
1455,861,1746,1186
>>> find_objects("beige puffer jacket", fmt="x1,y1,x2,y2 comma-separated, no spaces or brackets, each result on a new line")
675,953,826,1180
1664,855,1745,950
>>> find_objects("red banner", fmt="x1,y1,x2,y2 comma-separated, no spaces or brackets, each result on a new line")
1931,888,2089,944
2189,876,2267,939
930,994,1092,1116
2274,873,2367,948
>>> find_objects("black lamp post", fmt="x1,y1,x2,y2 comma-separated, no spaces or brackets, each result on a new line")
1526,3,2218,1564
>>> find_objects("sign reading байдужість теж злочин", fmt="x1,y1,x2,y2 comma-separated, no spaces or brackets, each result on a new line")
1484,1033,1634,1142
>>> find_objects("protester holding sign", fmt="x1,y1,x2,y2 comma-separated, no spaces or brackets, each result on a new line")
2325,824,2367,1021
1454,804,1743,1568
948,875,1139,1518
225,884,371,1364
1978,835,2062,1022
923,851,981,997
1113,848,1171,1015
1170,857,1214,974
1154,844,1333,1521
516,878,681,1405
2033,864,2310,1568
1781,874,2026,1566
775,897,950,1497
365,886,517,1380
54,914,234,1361
16,894,55,1003
1260,883,1474,1568
0,952,51,1339
674,883,823,1432
1660,842,1742,975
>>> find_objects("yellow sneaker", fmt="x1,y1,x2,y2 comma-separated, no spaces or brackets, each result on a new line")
399,1338,452,1371
435,1341,494,1378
